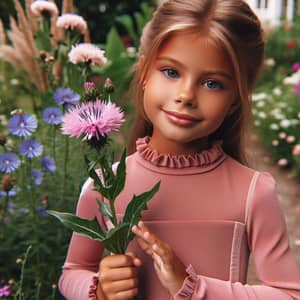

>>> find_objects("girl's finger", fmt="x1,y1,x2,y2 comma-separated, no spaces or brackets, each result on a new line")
126,252,142,267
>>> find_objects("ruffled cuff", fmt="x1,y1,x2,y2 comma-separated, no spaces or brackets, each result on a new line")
174,265,199,299
88,273,99,300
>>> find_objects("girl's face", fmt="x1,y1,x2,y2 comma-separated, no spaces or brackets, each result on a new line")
143,32,237,155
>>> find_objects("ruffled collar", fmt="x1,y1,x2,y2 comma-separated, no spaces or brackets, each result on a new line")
135,136,226,173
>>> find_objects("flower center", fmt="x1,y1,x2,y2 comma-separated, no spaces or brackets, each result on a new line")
5,159,10,165
29,146,33,151
20,122,25,128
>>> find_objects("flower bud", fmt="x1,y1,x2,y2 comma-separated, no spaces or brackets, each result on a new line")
0,132,6,146
104,78,115,94
84,82,96,90
39,50,47,60
16,258,22,264
2,175,13,192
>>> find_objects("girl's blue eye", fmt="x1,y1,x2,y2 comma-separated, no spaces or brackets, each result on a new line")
161,68,179,79
204,80,223,90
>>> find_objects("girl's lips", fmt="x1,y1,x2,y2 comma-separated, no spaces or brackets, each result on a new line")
163,110,201,126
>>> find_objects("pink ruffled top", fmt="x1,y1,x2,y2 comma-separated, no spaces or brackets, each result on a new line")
136,136,226,174
58,137,300,300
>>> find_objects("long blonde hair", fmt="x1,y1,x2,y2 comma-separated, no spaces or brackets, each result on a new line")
128,0,265,164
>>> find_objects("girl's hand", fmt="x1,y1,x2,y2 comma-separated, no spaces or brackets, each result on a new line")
132,221,187,296
97,252,141,300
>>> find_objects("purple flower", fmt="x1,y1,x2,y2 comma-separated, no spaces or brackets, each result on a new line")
41,156,56,173
19,139,43,158
32,169,42,185
294,82,300,96
8,113,37,137
42,107,63,125
61,100,124,141
292,62,300,73
0,190,17,197
0,153,21,173
0,285,10,297
53,88,80,108
36,206,48,217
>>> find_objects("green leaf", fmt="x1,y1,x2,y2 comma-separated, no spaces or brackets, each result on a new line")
96,198,113,220
47,210,106,241
116,15,136,43
84,155,111,199
123,181,160,241
110,148,127,200
103,222,130,254
105,27,126,61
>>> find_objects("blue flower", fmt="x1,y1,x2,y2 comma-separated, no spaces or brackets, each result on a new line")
8,113,37,137
0,191,17,197
41,156,56,173
42,107,63,125
19,139,43,158
0,153,20,173
36,206,48,217
32,169,42,185
53,88,80,108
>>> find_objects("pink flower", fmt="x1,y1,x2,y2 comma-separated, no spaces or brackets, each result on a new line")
293,144,300,156
278,132,287,139
277,158,288,167
31,0,58,17
292,62,300,73
84,82,96,90
56,14,87,34
61,100,124,141
272,140,279,146
294,82,300,96
0,285,11,297
286,135,296,143
68,43,107,67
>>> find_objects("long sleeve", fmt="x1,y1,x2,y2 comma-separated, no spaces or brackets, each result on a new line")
58,178,105,300
174,172,300,300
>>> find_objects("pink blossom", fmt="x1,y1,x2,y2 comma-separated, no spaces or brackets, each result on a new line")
294,82,300,96
68,43,107,67
272,140,279,146
293,144,300,156
31,0,58,17
61,100,124,141
56,14,87,34
277,158,288,167
278,132,287,139
84,82,96,90
0,285,11,297
286,135,296,143
292,62,300,73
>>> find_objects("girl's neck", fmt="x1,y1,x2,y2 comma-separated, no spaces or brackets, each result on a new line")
148,135,210,155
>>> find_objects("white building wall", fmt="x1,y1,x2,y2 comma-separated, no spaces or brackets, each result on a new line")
245,0,296,27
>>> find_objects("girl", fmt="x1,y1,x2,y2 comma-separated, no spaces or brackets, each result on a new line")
58,0,300,299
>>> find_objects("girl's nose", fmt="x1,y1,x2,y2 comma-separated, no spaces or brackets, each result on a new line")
174,84,196,107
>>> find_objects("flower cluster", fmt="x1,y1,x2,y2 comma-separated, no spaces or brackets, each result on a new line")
253,53,300,175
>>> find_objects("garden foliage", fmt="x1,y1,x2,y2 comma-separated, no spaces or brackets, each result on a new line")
0,0,150,298
253,20,300,177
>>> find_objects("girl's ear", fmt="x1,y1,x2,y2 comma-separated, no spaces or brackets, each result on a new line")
227,100,240,116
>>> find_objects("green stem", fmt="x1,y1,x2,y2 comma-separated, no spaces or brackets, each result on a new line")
52,126,57,161
62,136,69,202
15,245,32,300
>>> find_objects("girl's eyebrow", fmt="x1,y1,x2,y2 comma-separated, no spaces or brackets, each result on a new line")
157,56,233,80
